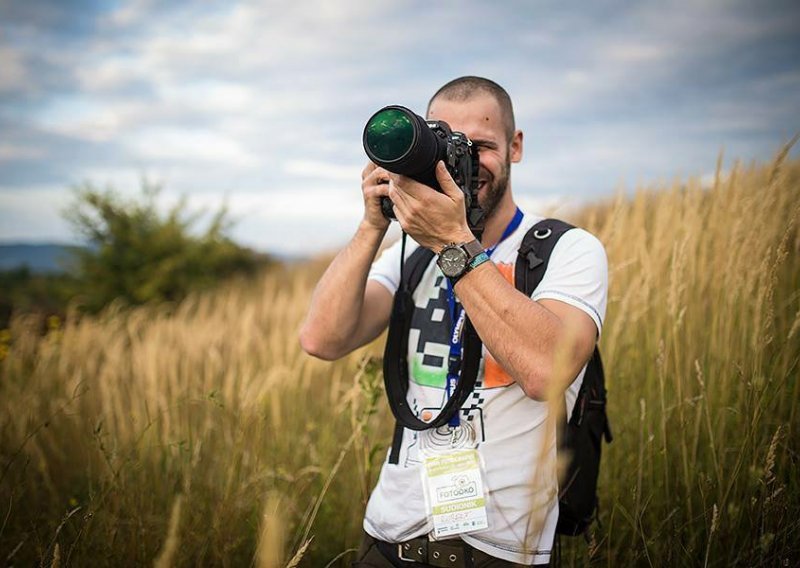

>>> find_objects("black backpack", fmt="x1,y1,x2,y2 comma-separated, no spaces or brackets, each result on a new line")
382,218,612,536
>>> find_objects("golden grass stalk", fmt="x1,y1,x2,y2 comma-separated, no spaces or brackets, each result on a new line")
256,492,285,568
153,494,183,568
50,542,61,568
285,537,313,568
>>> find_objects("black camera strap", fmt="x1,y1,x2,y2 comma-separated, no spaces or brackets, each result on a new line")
384,233,483,465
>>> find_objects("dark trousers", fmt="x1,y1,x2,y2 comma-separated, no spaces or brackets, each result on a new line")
351,531,546,567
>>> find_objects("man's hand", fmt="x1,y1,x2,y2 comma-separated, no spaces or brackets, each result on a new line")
361,162,392,232
388,161,473,252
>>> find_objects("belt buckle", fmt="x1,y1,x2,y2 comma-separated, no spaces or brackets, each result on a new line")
397,543,415,562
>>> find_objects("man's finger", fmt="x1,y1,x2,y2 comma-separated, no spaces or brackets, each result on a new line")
362,161,378,178
435,161,461,200
373,183,390,197
367,166,391,186
389,173,430,201
390,188,409,228
388,182,408,211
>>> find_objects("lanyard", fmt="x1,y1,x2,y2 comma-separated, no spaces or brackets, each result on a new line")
444,208,524,427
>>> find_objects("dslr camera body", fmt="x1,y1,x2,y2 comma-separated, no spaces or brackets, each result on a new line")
363,105,485,235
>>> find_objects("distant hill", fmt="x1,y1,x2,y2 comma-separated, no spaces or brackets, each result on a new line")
0,244,82,274
0,242,306,274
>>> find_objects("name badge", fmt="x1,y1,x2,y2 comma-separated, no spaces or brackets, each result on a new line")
421,449,489,538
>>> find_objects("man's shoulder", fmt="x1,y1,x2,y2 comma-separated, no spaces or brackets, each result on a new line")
558,225,606,254
518,213,606,256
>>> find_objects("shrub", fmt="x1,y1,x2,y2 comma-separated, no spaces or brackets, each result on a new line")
64,181,270,312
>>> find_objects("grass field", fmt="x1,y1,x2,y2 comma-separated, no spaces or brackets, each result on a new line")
1,147,798,566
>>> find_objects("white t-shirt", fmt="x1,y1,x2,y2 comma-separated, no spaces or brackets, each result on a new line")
364,212,608,565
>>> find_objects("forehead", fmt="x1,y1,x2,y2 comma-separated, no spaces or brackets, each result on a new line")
427,94,505,142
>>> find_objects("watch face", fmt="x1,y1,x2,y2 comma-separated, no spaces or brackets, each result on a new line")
438,246,468,277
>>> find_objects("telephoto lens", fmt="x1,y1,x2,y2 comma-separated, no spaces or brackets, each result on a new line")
363,105,450,219
363,107,418,164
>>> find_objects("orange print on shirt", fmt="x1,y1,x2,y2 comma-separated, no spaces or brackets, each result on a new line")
483,261,516,388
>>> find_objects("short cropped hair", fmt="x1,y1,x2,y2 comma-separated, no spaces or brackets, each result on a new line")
427,76,516,141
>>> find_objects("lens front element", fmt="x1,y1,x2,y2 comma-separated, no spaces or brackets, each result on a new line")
364,108,416,162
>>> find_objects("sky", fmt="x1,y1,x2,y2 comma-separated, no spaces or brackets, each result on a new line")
1,0,799,257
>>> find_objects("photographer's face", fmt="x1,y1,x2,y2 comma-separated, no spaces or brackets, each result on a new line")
428,94,522,220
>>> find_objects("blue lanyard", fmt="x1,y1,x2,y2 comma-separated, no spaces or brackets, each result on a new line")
444,208,524,427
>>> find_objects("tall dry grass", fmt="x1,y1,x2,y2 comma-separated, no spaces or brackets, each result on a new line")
0,148,798,566
0,262,388,566
566,146,800,565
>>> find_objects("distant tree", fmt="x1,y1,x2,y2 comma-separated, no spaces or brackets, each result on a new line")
64,181,269,312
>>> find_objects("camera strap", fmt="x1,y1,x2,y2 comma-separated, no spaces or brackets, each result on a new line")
383,233,483,430
384,235,482,465
385,209,522,464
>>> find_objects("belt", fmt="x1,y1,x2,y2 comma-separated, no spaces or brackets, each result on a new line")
375,535,473,568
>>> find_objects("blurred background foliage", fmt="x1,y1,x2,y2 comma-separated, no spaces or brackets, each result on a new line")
0,181,273,327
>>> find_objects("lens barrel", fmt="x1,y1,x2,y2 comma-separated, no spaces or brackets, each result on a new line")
363,105,444,178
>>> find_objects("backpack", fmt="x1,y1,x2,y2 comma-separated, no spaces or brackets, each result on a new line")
382,218,613,537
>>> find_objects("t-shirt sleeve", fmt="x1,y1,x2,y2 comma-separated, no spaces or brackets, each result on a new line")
367,237,421,296
531,228,608,336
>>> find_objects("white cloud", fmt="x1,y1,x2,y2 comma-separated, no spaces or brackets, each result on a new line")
0,186,74,242
211,186,362,222
75,54,150,93
126,127,260,167
102,0,160,28
70,167,150,190
164,185,367,255
157,81,257,114
514,193,572,217
34,96,145,142
284,160,362,182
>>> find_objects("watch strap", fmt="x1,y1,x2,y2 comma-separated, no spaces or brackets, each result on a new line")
462,238,484,259
448,240,488,285
469,251,490,270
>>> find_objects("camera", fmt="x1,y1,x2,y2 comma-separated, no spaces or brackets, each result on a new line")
362,105,484,232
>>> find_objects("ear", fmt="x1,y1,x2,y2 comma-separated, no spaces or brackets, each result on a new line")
509,129,523,164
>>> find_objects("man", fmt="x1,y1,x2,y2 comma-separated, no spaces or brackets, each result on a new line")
300,77,607,566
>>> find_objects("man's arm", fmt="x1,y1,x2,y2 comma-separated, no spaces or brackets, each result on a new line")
388,162,601,399
452,264,598,400
299,163,395,360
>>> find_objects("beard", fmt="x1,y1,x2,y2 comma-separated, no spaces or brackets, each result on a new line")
478,155,511,221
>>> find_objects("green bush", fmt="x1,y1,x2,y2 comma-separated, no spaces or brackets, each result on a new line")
64,181,270,313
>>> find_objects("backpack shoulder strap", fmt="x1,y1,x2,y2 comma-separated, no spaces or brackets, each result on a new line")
515,218,575,296
516,220,613,536
402,245,435,292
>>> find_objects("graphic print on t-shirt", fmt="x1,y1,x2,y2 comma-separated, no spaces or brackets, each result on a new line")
408,273,450,388
408,265,517,392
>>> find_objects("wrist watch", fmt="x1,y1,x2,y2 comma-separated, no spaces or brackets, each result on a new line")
437,239,489,284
